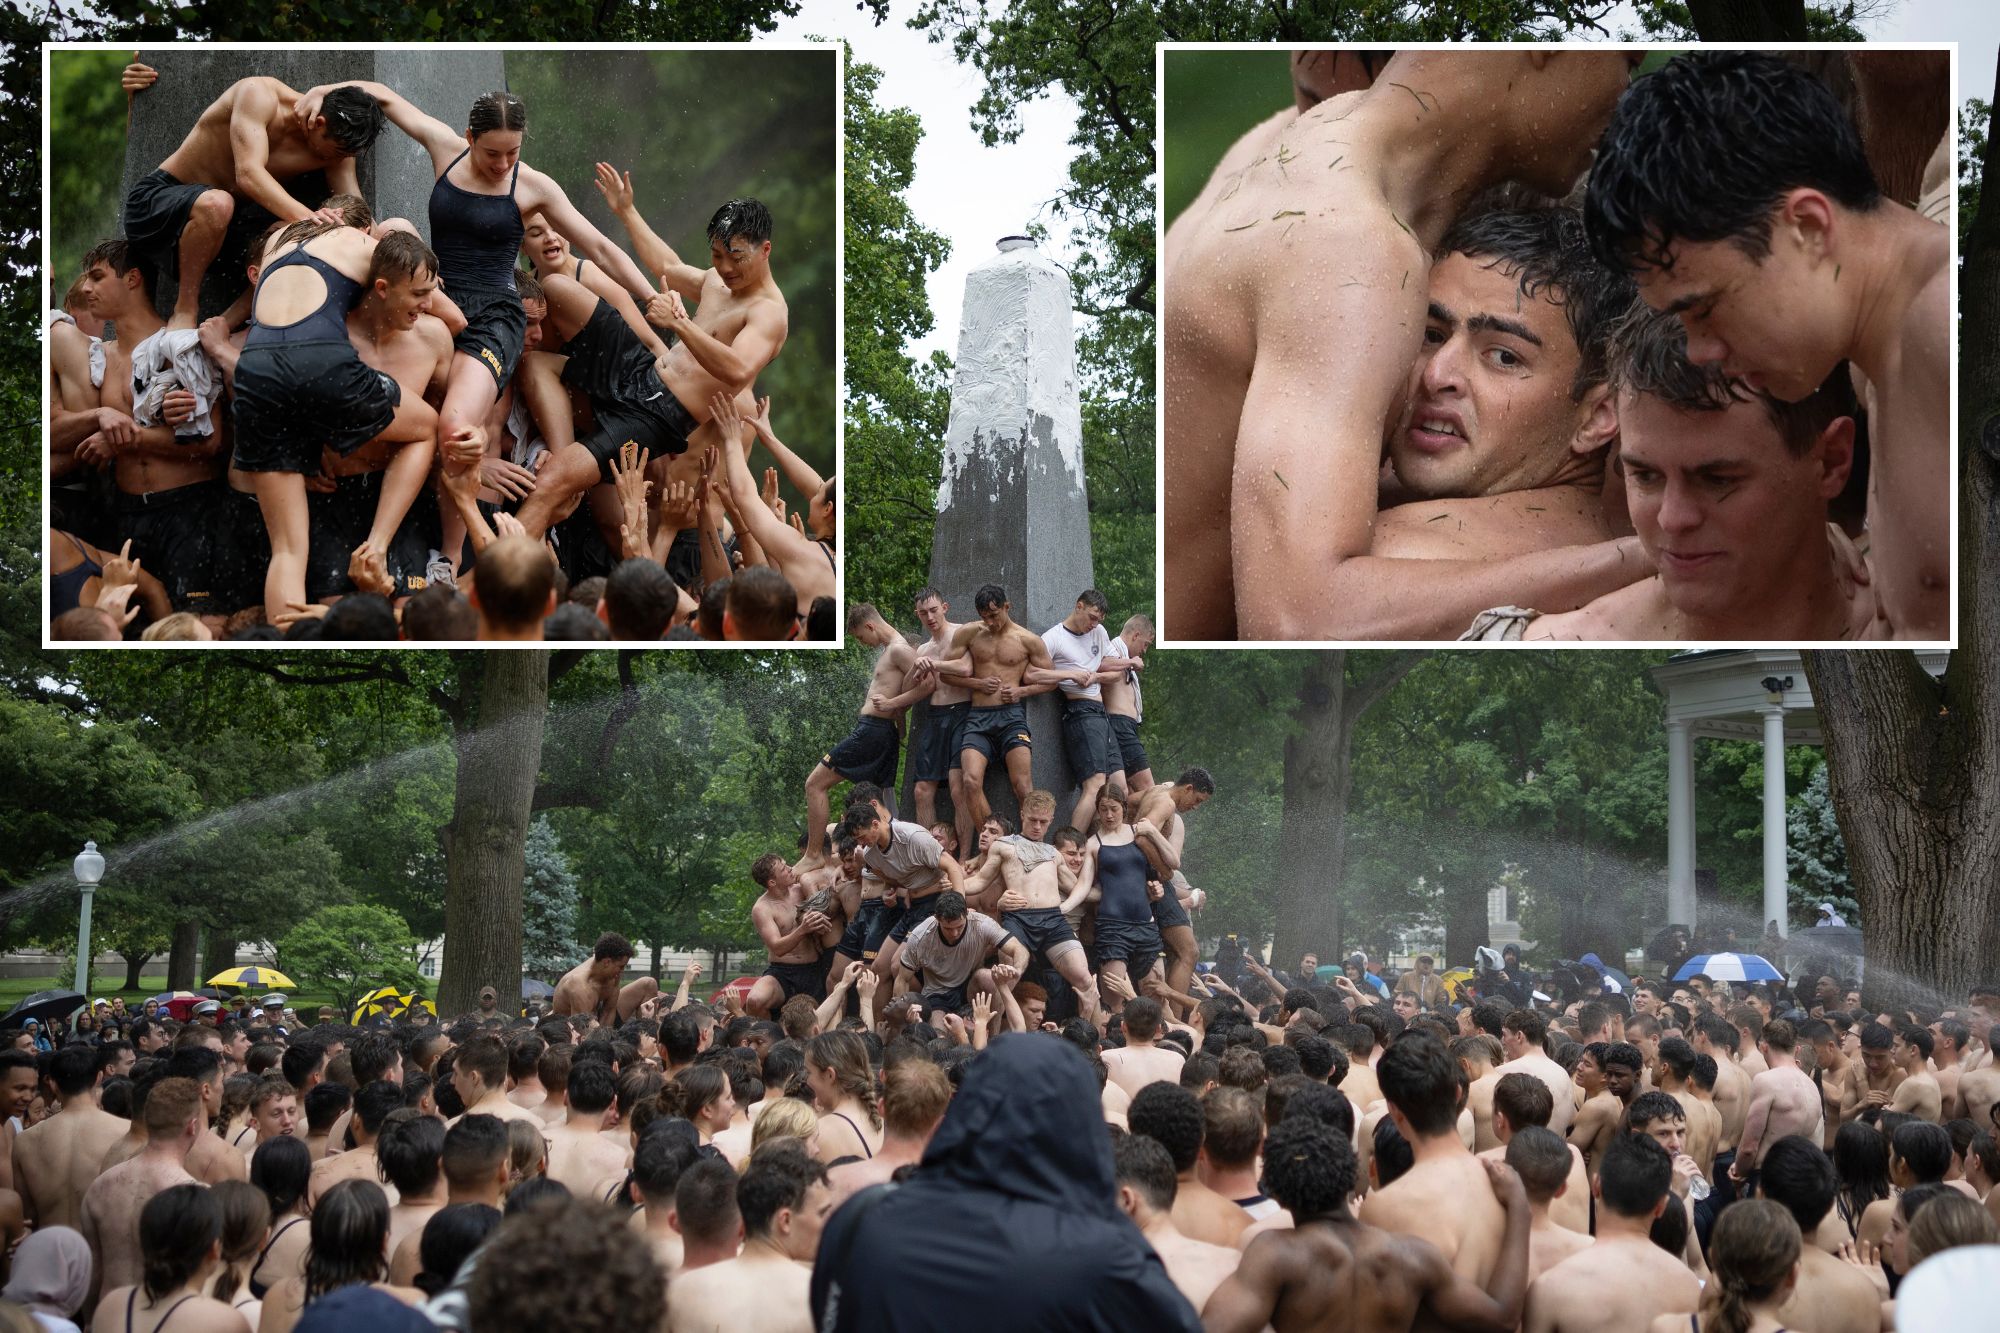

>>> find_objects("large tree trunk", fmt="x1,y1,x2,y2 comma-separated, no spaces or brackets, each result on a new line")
166,921,201,990
1271,652,1427,966
120,951,152,992
1798,70,2000,1011
437,652,550,1017
201,926,236,986
1441,873,1489,970
1686,0,1808,41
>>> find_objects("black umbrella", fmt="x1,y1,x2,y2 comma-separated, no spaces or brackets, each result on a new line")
521,978,555,1001
2,990,86,1028
1782,924,1864,958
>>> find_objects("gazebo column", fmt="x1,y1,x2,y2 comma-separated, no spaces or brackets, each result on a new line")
1666,719,1696,929
1761,705,1788,939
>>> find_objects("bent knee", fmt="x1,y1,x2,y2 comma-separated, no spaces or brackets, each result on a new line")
193,189,236,226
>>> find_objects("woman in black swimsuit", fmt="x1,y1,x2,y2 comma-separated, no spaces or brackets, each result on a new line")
98,1184,246,1333
247,1135,313,1302
1672,1198,1799,1333
293,82,655,481
257,1179,408,1333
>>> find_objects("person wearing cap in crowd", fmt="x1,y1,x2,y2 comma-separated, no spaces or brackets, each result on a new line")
193,999,222,1025
476,987,502,1021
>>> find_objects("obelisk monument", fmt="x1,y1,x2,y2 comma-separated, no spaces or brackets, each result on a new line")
914,235,1095,828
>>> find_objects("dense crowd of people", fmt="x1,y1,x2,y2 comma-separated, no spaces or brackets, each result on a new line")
0,927,1994,1331
51,60,833,643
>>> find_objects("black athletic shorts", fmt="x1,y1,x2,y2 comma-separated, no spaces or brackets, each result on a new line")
825,715,901,788
919,983,971,1019
204,486,269,614
1151,881,1192,931
451,282,530,390
232,339,401,474
1109,714,1150,775
888,893,940,944
1004,907,1082,964
958,703,1032,760
1060,698,1119,779
762,956,829,1004
119,479,226,615
664,525,701,590
305,471,432,601
1094,915,1161,981
913,701,968,783
560,302,697,479
835,899,899,964
123,168,277,311
53,475,121,553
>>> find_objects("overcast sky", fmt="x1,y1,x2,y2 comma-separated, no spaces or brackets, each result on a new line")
769,1,1086,363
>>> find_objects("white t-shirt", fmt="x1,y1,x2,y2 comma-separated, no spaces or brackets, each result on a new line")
1042,620,1110,702
1106,635,1142,723
897,910,1009,989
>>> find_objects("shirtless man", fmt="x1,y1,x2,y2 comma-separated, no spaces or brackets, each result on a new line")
908,588,975,851
1360,1033,1504,1285
1163,49,1641,639
1732,1019,1824,1196
11,1046,127,1230
80,1076,203,1306
1757,1135,1886,1333
1129,1081,1251,1250
308,1081,401,1206
1802,1019,1854,1146
801,604,924,863
1889,1023,1944,1122
1104,999,1186,1099
123,67,383,326
1522,1134,1701,1333
1497,1010,1576,1137
1102,613,1154,795
1654,1037,1722,1181
1133,769,1216,1014
1205,1116,1530,1333
515,197,788,540
553,932,661,1026
69,240,228,623
1477,305,1865,642
1587,51,1950,640
748,851,838,1019
1930,1019,1970,1119
237,1076,297,1167
1458,1035,1504,1153
932,584,1091,827
445,1036,543,1129
1503,1126,1593,1282
978,826,1104,1022
1693,1013,1752,1190
1112,1134,1240,1314
1839,1022,1906,1125
1570,1043,1643,1181
666,1147,828,1333
1483,1073,1591,1236
543,1061,629,1196
161,1047,247,1185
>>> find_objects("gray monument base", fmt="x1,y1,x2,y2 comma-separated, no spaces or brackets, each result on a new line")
121,50,504,321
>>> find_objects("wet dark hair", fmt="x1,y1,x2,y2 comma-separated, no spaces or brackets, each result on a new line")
1600,1133,1673,1218
1585,51,1881,273
707,197,773,247
604,558,678,640
251,1133,313,1218
736,1141,826,1237
413,1203,502,1298
973,584,1008,613
1605,302,1854,457
1266,1116,1356,1216
320,85,387,155
1128,1081,1204,1173
1113,1131,1178,1212
1437,205,1636,400
304,1178,390,1300
1378,1032,1459,1136
141,1184,221,1300
367,231,439,289
1759,1134,1839,1232
1892,1120,1952,1183
376,1107,446,1195
467,91,527,140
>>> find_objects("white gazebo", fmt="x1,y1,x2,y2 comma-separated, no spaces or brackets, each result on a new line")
1649,649,1946,936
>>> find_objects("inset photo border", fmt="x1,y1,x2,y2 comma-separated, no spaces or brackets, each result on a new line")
1157,43,1956,650
43,41,842,648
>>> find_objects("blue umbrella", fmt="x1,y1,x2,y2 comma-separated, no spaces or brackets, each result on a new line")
1674,952,1783,983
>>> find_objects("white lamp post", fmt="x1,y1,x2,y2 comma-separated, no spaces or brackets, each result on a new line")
73,841,105,995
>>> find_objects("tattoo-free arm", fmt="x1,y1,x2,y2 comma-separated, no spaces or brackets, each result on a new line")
230,82,317,223
524,168,653,300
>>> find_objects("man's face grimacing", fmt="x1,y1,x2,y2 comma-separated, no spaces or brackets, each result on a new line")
1632,194,1848,403
1392,251,1611,500
1618,387,1851,624
710,232,771,293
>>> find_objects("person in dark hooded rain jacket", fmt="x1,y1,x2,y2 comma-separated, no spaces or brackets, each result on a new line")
809,1033,1202,1332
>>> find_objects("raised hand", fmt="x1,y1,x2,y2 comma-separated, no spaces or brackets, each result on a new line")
658,477,701,532
747,395,775,439
856,968,879,1000
593,161,635,214
492,511,528,541
95,580,140,630
99,539,140,589
348,544,394,598
479,457,539,502
789,511,807,537
761,467,782,516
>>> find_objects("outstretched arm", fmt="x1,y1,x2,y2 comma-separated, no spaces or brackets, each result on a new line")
711,392,816,566
743,396,824,497
522,167,653,300
593,163,705,301
230,81,323,223
296,79,462,171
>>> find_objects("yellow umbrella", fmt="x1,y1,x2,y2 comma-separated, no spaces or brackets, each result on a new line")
1440,967,1477,1001
208,966,297,990
352,986,407,1023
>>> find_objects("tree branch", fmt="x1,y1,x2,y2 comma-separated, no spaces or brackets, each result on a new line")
1348,651,1432,718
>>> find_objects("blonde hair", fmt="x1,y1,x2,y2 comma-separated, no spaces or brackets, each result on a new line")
751,1098,820,1154
505,1118,546,1183
1906,1192,2000,1265
141,612,207,641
